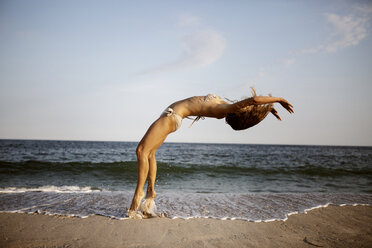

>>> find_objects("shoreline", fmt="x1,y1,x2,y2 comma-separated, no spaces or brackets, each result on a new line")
1,202,370,222
1,205,371,248
1,190,371,221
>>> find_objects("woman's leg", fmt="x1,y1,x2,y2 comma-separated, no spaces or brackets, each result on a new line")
129,146,148,211
129,116,174,213
146,151,157,202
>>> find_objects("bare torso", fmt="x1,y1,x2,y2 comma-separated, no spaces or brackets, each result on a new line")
168,95,229,119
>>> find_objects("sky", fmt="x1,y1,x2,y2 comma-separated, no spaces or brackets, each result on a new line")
0,0,371,146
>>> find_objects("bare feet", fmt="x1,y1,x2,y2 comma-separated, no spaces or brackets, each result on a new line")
127,209,144,219
142,189,157,210
140,199,158,217
129,189,145,212
140,199,167,218
127,200,167,219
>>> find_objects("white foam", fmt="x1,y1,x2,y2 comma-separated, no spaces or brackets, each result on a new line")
303,203,330,213
0,209,90,219
1,202,370,222
0,185,101,193
140,199,158,217
166,202,371,222
1,191,370,222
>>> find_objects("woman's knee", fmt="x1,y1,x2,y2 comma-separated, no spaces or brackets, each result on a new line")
148,150,156,160
136,144,148,159
137,142,156,156
136,145,157,160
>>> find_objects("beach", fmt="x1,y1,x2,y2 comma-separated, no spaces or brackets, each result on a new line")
1,140,371,247
1,205,371,248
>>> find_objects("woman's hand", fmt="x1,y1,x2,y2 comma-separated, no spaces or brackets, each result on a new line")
271,108,282,121
279,98,294,113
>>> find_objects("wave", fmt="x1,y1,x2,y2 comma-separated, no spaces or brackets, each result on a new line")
1,160,371,177
0,191,371,221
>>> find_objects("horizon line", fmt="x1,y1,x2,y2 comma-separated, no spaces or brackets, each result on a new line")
0,138,371,148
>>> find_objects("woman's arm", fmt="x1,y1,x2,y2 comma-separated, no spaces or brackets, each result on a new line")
234,96,294,113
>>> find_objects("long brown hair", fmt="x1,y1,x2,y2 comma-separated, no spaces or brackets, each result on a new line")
225,88,273,131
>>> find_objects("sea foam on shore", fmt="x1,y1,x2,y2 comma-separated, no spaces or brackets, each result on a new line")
1,205,372,248
1,189,371,221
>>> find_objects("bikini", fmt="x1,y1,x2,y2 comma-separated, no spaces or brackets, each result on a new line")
161,107,183,131
204,94,220,101
161,94,221,131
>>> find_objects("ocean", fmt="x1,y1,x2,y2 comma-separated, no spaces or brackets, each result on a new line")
0,139,371,221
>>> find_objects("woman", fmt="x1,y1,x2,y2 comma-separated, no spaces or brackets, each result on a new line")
128,90,294,218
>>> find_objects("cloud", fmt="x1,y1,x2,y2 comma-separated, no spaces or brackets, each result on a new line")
353,4,372,15
141,14,226,75
282,58,296,68
177,14,201,27
143,29,226,74
179,30,226,67
323,12,369,52
300,5,371,54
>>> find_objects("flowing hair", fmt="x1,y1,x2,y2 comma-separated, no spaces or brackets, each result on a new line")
225,88,273,131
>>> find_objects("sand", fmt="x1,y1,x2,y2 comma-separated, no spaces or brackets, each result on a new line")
0,205,371,248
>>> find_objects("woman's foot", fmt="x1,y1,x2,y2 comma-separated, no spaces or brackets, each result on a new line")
127,209,144,219
140,199,167,218
140,198,157,217
129,189,145,212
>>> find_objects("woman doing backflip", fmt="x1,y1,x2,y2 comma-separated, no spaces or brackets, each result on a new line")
128,89,294,218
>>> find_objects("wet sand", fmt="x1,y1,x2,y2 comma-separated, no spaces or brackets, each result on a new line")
1,205,371,248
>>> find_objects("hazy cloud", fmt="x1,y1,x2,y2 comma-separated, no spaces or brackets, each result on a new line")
282,58,296,68
143,29,226,75
179,30,226,67
301,5,371,54
177,14,201,27
142,14,226,75
323,12,369,52
353,4,372,15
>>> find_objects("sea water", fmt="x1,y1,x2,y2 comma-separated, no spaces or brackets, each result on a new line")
0,140,371,221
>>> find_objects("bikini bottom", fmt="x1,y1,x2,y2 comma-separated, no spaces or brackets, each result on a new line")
161,107,182,131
